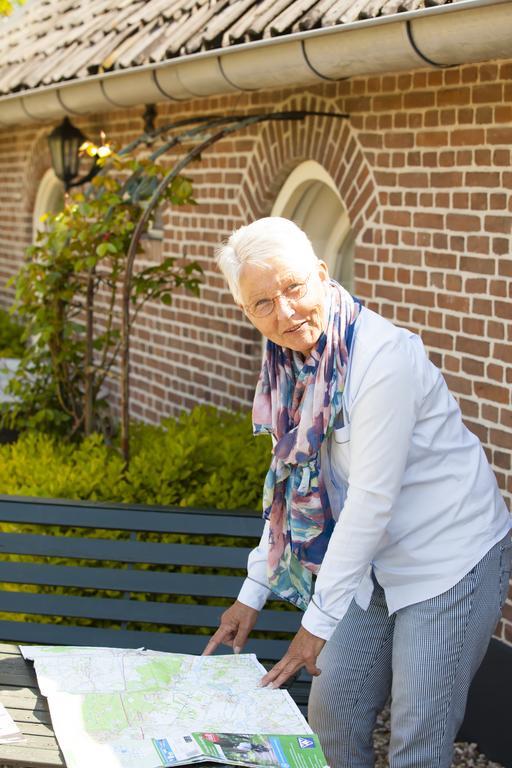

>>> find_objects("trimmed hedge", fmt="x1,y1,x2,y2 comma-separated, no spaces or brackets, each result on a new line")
0,406,275,632
0,405,271,510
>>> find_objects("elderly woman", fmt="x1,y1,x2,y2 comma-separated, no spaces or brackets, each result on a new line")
204,217,511,768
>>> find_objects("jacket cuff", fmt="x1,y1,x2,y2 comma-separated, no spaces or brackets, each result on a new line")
301,598,340,641
237,577,271,611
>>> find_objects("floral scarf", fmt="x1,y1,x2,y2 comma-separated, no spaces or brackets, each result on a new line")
252,280,362,610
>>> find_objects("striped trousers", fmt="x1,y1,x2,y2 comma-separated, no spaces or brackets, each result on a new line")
308,535,512,768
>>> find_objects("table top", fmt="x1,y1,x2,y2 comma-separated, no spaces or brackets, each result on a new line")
0,643,65,767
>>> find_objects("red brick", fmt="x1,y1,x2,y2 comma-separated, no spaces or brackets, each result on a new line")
437,88,470,106
490,237,509,258
494,451,511,470
383,210,410,227
493,343,512,363
460,256,495,275
413,212,444,229
459,397,479,418
464,277,487,293
462,358,484,376
392,249,421,266
451,129,485,146
373,93,402,111
431,172,464,187
487,363,504,383
487,127,512,145
375,284,403,302
445,373,472,396
484,215,512,234
425,251,457,269
445,355,460,372
465,236,490,255
490,428,512,450
488,321,505,339
472,84,503,103
403,91,435,109
417,131,449,147
446,214,481,232
398,172,429,187
385,133,414,148
464,419,489,443
422,330,453,350
437,294,470,312
455,336,490,357
472,298,493,315
466,172,501,187
445,315,460,333
462,318,485,336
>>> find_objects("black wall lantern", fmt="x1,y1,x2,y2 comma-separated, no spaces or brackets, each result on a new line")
47,117,99,191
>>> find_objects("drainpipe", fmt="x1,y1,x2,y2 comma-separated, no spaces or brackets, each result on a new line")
0,0,511,126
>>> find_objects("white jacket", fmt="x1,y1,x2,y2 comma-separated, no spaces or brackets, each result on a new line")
238,307,512,640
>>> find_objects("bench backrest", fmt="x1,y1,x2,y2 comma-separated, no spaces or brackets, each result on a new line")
0,495,310,710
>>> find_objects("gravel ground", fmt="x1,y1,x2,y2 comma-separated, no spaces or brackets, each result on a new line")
373,706,505,768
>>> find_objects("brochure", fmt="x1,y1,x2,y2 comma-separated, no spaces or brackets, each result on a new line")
152,732,329,768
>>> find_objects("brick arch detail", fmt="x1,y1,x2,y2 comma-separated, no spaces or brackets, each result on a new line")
237,93,381,236
22,128,54,214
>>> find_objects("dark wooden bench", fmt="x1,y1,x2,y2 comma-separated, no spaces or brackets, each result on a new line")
1,495,508,768
0,494,309,711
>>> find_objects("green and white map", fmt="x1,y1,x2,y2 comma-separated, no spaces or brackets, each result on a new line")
21,646,311,768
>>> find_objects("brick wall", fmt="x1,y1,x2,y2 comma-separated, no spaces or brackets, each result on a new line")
0,57,510,641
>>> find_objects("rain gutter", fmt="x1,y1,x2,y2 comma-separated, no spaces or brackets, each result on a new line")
0,0,511,126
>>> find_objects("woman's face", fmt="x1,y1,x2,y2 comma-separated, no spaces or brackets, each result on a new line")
238,254,330,355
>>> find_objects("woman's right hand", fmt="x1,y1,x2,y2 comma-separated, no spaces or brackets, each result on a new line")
202,600,259,656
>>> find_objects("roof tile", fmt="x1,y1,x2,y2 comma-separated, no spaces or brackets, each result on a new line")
0,0,465,96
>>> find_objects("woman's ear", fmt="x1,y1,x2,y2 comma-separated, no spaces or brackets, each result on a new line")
317,260,330,283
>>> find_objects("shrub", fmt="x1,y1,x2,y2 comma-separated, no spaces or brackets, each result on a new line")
0,405,271,510
0,406,274,632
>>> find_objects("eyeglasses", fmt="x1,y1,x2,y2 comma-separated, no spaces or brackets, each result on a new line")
244,273,312,318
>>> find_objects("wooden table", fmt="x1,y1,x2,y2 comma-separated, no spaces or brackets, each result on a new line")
0,643,64,767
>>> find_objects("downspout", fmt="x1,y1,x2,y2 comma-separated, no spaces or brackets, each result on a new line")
0,0,511,126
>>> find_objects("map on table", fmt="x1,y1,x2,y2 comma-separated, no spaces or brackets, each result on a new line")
20,646,312,768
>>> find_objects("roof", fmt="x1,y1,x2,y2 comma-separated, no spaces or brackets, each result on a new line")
0,0,465,96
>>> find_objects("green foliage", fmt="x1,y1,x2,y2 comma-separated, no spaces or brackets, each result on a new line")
0,308,25,357
0,406,273,633
0,406,271,510
1,148,202,438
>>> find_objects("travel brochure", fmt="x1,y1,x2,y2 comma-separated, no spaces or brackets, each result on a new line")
152,731,328,768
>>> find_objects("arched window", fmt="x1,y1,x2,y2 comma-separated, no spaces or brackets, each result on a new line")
272,161,354,292
32,169,65,237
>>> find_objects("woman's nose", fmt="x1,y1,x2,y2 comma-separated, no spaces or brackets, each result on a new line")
274,295,295,319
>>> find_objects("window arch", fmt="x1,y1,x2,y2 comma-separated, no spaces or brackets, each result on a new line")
271,160,355,292
32,169,65,237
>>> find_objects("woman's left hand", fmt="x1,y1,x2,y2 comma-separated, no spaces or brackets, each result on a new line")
260,626,326,688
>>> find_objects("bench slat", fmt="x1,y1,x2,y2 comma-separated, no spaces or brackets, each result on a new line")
0,562,244,597
0,621,291,659
0,497,264,536
0,533,252,568
0,743,65,767
0,591,301,632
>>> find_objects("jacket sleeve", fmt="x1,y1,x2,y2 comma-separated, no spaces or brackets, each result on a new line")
237,520,272,610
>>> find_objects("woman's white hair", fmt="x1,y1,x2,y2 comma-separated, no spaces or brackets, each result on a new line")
215,217,319,304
